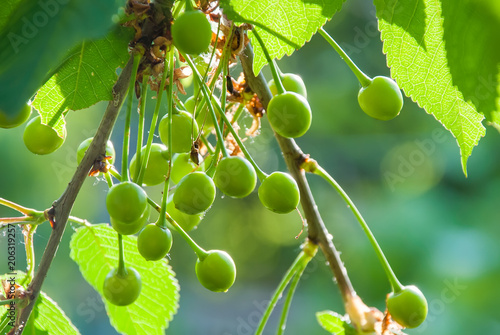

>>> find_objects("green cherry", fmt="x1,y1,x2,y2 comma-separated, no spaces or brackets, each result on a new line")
387,285,428,328
358,76,403,121
159,110,199,153
195,250,236,292
167,199,204,231
172,10,212,55
110,206,149,235
266,92,312,138
0,103,31,129
106,182,148,223
137,224,173,261
185,95,220,135
130,143,170,186
23,115,66,155
268,73,307,98
258,172,300,214
173,171,216,215
77,137,116,165
171,152,201,184
214,156,257,198
103,267,142,306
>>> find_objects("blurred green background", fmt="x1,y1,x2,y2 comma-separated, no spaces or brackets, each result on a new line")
1,0,500,334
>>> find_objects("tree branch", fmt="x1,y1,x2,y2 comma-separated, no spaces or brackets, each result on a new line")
14,56,135,334
239,44,355,304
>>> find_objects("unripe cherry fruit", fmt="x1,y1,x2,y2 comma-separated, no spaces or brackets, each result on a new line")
214,156,257,198
387,285,428,328
195,250,236,292
0,103,31,129
23,115,66,155
173,172,216,215
266,92,312,138
171,10,212,55
185,95,220,135
110,207,149,236
103,267,142,306
166,199,204,231
258,172,300,214
268,73,307,98
130,143,170,186
137,224,173,261
106,182,148,223
357,76,403,121
171,152,201,184
159,110,199,153
77,137,115,165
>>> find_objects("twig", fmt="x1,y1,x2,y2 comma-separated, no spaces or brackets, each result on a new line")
14,56,135,334
239,44,355,304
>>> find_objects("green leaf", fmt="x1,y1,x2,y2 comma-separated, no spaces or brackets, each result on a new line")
24,292,82,335
221,0,346,75
374,0,500,174
69,224,180,335
0,273,80,335
316,310,355,334
32,26,132,136
0,0,123,118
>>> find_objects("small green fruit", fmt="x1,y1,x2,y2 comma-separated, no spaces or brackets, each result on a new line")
358,76,403,121
267,92,312,138
130,143,170,186
268,73,307,98
77,137,115,165
214,156,257,198
106,182,148,223
0,103,31,129
195,250,236,292
387,285,428,328
173,172,216,215
172,10,212,55
103,267,142,306
110,205,150,236
171,152,201,184
159,110,199,153
23,116,66,155
167,199,204,231
258,172,300,213
137,224,173,261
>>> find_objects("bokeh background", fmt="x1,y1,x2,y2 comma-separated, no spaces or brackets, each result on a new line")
1,0,500,334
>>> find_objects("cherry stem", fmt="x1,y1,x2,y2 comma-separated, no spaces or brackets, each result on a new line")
67,216,92,227
304,159,403,293
0,197,39,216
158,50,176,229
219,47,231,157
276,262,307,335
22,224,36,286
184,0,194,12
117,233,128,277
252,29,286,95
318,27,372,88
190,17,223,147
121,51,142,182
137,49,169,185
183,53,268,181
255,241,316,335
134,74,149,182
0,299,21,306
0,217,36,227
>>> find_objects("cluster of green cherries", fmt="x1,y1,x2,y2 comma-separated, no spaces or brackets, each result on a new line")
0,4,425,328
